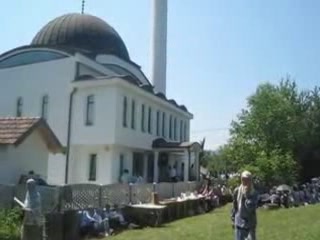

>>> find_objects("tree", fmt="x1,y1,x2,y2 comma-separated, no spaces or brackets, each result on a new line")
221,77,320,184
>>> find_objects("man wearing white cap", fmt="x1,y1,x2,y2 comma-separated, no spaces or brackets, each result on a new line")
231,170,258,240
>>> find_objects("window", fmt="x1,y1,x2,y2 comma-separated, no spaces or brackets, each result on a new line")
132,153,144,177
169,115,173,139
0,51,67,69
174,117,177,141
131,100,135,129
16,97,23,117
180,120,183,141
88,154,97,181
184,121,187,141
41,95,49,120
119,154,124,182
156,111,160,136
86,95,95,126
148,107,152,134
123,96,128,127
141,104,145,132
162,112,166,137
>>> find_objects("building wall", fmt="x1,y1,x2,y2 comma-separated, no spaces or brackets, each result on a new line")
68,144,134,185
0,49,193,185
71,86,118,145
114,85,191,150
0,56,76,184
0,130,49,184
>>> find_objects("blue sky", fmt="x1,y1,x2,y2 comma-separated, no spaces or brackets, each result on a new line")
1,0,320,149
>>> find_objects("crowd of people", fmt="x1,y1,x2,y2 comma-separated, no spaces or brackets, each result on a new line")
78,204,129,238
259,178,320,208
197,180,233,212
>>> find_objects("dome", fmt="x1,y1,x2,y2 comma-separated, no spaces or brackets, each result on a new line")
31,13,130,60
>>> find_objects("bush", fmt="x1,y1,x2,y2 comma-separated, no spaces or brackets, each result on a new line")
0,208,22,240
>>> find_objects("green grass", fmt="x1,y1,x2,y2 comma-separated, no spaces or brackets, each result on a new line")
111,204,320,240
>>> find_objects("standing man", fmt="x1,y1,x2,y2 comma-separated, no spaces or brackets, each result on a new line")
231,171,258,240
170,165,177,182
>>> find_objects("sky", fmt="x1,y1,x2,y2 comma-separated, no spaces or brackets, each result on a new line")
1,0,320,150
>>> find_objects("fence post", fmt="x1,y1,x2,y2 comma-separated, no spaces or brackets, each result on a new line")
172,182,175,198
10,185,15,209
129,183,133,204
153,182,157,192
98,185,102,208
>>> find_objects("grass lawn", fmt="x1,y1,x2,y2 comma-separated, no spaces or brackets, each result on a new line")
110,204,320,240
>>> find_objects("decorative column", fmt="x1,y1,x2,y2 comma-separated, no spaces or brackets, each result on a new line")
143,153,148,180
153,151,159,183
183,150,189,182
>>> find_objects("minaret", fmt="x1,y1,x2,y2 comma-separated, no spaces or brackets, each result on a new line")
151,0,168,95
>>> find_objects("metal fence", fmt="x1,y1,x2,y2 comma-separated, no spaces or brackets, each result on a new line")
0,181,201,213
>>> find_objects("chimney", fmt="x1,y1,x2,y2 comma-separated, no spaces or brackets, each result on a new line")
150,0,168,95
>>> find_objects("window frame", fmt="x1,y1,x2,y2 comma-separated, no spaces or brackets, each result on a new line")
131,100,135,129
88,154,97,181
0,50,67,69
41,95,49,120
169,115,173,139
16,97,23,117
162,112,166,138
85,95,95,126
174,117,177,141
180,120,183,142
141,104,146,132
148,106,152,134
156,111,160,136
122,96,128,128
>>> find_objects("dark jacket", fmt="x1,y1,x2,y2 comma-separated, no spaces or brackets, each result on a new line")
231,186,259,229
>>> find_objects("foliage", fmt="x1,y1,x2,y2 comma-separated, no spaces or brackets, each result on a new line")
211,77,320,184
226,176,239,191
0,208,22,240
110,204,320,240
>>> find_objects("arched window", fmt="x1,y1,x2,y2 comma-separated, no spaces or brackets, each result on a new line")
0,51,67,69
16,97,23,117
41,95,49,120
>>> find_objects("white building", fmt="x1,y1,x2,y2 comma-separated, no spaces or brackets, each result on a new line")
0,12,201,185
0,117,63,184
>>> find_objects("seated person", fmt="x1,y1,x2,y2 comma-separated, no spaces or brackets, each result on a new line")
103,204,127,228
78,210,96,237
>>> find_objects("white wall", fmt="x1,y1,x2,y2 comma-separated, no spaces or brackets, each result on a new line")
0,130,49,184
114,85,191,150
0,56,76,184
71,86,118,145
69,145,117,184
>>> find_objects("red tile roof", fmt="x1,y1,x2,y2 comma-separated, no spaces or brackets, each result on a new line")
0,117,41,144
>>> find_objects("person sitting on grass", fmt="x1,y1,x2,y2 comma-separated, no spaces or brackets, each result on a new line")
231,170,259,240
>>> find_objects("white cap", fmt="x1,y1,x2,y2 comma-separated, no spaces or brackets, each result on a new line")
241,170,252,179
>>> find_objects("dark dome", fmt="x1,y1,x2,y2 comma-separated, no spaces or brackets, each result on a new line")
31,13,130,60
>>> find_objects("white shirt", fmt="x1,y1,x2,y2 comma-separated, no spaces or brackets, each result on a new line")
120,173,129,183
170,168,177,178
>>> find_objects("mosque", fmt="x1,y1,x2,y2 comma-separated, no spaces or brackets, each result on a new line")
0,1,201,185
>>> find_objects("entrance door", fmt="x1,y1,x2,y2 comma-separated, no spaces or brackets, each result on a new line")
147,153,154,183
